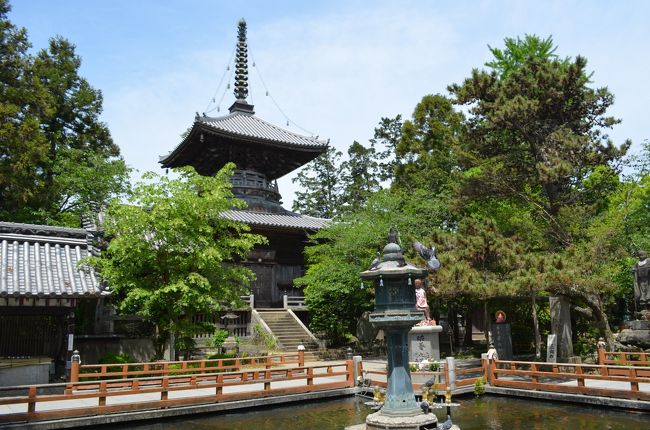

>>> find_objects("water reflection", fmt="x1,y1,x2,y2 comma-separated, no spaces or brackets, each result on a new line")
106,396,648,430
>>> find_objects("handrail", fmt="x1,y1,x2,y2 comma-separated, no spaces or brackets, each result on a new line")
70,352,305,387
360,362,484,392
598,349,650,366
489,359,650,401
0,361,355,424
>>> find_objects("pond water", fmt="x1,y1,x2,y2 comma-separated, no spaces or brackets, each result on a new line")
108,395,648,430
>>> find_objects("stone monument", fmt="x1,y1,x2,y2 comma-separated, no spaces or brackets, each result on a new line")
616,251,650,350
359,229,438,430
491,310,513,360
549,295,573,362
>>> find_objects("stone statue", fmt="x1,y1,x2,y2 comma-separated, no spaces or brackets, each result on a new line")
633,250,650,311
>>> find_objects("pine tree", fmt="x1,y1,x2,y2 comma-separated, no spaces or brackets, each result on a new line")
292,146,342,219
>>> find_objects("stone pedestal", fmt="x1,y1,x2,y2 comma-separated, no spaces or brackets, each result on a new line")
409,325,443,362
364,411,438,430
491,323,513,360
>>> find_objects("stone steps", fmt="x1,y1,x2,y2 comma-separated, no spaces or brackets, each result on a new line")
256,310,319,353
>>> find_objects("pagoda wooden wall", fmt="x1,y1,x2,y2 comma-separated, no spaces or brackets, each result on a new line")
246,227,309,308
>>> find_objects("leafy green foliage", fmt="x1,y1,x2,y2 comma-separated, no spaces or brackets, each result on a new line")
212,329,230,348
87,165,265,358
486,34,565,79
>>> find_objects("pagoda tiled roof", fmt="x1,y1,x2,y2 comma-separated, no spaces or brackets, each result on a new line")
222,210,330,230
198,111,326,148
0,222,104,299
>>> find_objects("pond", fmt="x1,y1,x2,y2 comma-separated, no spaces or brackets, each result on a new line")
107,395,648,430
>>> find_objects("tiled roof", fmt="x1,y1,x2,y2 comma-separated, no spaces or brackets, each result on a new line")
222,210,330,230
0,222,103,298
197,112,326,148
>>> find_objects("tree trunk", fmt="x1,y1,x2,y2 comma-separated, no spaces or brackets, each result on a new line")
483,300,490,345
531,292,541,359
583,293,617,349
464,311,473,347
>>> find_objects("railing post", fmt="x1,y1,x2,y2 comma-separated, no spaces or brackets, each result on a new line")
70,350,81,383
216,374,223,396
98,381,107,407
283,294,288,309
346,360,355,387
353,355,363,384
445,357,456,390
597,338,606,365
27,386,37,413
298,349,305,367
250,294,254,309
575,365,585,388
307,367,314,386
161,377,169,401
489,359,497,385
266,355,272,369
630,367,639,394
264,370,271,391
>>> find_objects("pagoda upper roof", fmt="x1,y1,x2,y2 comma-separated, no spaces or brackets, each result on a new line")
159,111,328,179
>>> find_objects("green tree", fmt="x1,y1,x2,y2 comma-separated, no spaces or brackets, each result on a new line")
0,2,128,226
292,146,342,218
88,165,265,359
0,0,50,218
449,35,630,347
394,94,464,195
339,141,380,214
370,115,403,183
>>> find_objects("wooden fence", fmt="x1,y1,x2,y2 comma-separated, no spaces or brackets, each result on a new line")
0,359,354,425
489,359,650,401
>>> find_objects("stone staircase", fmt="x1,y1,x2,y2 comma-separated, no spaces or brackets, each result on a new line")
256,309,320,360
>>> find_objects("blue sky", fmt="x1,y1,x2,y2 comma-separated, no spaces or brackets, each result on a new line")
9,1,650,207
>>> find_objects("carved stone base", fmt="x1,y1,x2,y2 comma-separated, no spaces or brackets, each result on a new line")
364,410,438,430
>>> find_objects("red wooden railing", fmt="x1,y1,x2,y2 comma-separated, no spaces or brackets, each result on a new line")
0,359,354,425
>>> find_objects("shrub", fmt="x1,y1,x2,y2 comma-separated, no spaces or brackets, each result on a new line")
212,329,230,348
473,377,485,396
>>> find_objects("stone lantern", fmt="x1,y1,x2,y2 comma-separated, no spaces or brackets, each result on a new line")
360,229,437,430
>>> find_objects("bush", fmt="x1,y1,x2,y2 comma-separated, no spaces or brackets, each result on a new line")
212,329,230,348
253,324,278,350
98,352,134,365
473,377,485,396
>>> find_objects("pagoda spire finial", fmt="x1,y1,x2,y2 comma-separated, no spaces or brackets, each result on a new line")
229,19,254,114
234,18,249,101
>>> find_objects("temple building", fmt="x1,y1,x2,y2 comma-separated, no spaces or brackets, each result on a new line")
159,20,329,309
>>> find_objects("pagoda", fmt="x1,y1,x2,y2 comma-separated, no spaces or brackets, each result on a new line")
160,19,328,308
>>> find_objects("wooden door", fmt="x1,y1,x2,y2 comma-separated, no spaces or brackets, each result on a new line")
248,264,275,308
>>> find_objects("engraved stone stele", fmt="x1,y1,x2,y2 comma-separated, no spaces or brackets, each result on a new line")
408,325,443,362
357,229,438,430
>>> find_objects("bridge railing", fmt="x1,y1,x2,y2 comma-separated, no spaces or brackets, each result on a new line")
0,360,355,425
598,349,650,367
69,352,306,390
361,359,485,393
489,359,650,400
